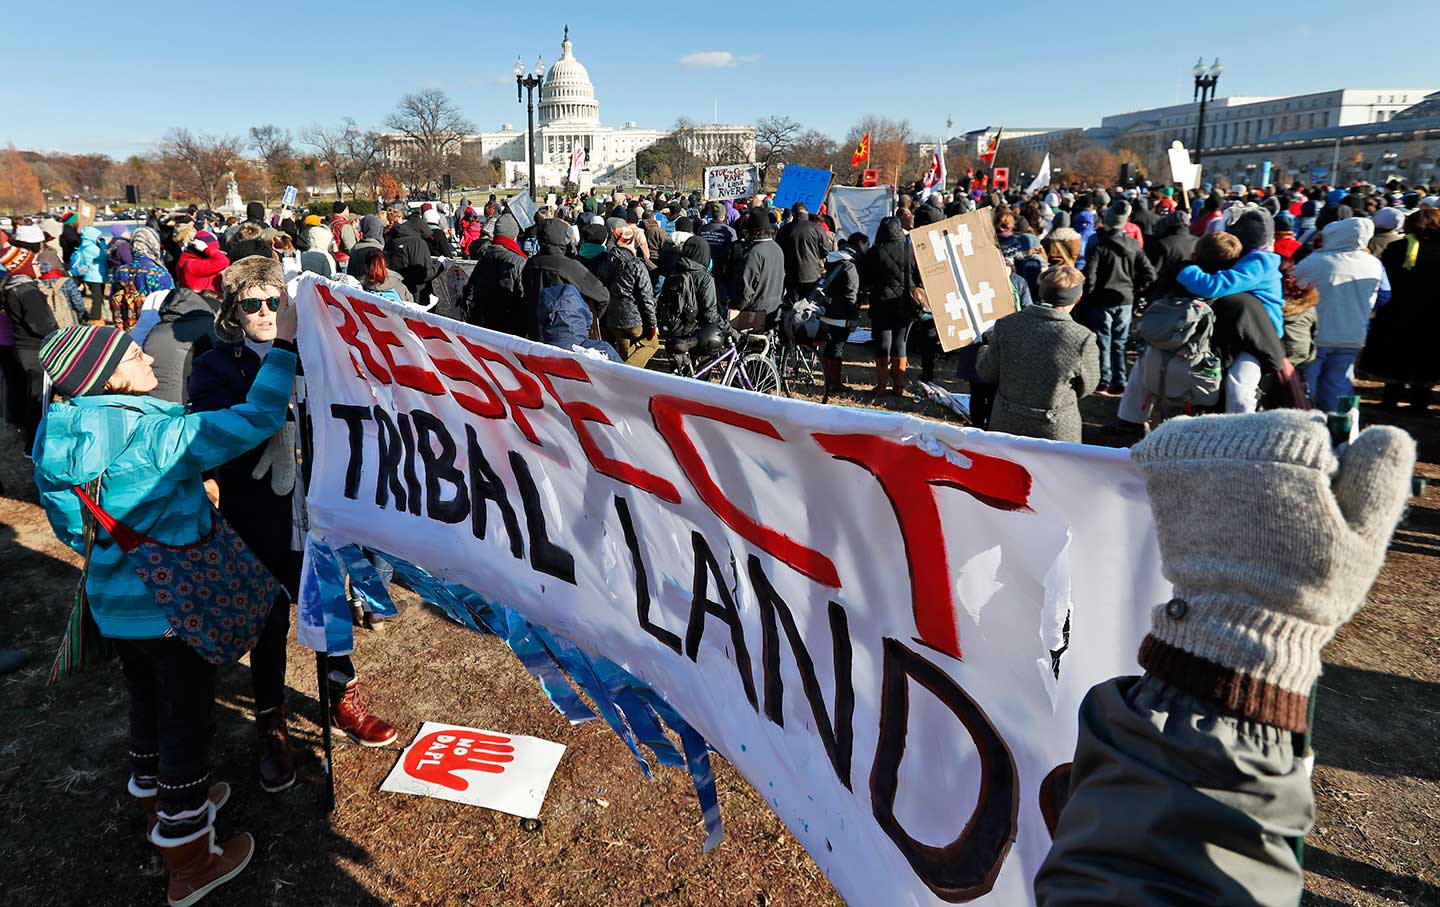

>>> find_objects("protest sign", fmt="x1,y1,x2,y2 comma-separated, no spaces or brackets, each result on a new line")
381,722,566,818
1167,141,1200,194
828,185,893,244
911,211,1019,352
568,146,586,185
282,185,298,207
76,200,96,227
293,274,1166,906
508,192,538,230
772,165,832,210
704,164,760,201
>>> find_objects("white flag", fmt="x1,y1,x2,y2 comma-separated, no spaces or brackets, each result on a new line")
1026,153,1051,195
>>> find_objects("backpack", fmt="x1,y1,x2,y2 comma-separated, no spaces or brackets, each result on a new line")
537,284,592,350
331,221,351,266
656,270,698,336
1137,295,1222,411
40,279,80,330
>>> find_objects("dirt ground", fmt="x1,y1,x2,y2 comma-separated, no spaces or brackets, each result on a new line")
0,352,1436,907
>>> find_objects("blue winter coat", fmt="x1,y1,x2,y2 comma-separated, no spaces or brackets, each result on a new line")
34,345,298,639
68,226,108,284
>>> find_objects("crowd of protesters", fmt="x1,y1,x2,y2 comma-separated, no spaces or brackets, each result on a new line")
0,167,1428,905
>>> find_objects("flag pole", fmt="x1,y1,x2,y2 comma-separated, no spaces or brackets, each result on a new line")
316,651,335,812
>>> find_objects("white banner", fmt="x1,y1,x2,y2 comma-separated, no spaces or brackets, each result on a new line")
568,145,586,185
704,163,760,201
292,274,1167,907
828,185,894,244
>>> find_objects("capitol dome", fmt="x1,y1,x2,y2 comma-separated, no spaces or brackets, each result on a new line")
539,26,600,126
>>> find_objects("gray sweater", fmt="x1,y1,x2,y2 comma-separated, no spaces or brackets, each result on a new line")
976,304,1099,443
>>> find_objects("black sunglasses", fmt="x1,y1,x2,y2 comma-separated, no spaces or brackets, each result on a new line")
240,297,283,314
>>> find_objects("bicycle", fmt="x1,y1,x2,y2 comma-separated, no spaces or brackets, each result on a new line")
778,333,828,402
673,328,781,396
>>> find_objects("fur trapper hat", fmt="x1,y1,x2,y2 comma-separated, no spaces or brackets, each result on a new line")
216,255,286,343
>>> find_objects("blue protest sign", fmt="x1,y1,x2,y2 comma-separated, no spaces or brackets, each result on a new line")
772,165,832,210
282,185,297,207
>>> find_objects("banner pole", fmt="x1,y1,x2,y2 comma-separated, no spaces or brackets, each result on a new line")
316,651,336,812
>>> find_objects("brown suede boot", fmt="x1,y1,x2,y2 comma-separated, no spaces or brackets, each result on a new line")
257,706,297,793
890,357,908,396
873,357,890,395
138,782,231,841
158,827,254,907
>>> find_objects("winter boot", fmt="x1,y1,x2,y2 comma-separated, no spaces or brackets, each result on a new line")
873,357,890,395
256,706,297,793
156,824,254,907
330,681,398,747
890,357,908,397
135,778,231,842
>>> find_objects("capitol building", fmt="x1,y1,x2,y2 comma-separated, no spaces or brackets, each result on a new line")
461,28,755,187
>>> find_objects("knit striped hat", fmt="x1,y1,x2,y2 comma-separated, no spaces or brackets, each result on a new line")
0,244,36,275
38,326,132,398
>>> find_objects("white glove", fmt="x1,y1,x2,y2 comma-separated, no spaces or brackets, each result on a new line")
188,239,209,253
251,422,297,496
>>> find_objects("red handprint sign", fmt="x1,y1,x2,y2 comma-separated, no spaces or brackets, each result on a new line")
383,722,566,818
404,729,516,791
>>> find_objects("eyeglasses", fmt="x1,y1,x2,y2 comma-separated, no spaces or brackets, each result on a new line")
240,297,283,314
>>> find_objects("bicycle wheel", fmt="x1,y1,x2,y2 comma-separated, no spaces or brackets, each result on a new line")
730,351,782,396
781,343,822,398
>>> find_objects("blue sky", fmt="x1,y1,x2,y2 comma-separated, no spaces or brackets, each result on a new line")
7,0,1437,158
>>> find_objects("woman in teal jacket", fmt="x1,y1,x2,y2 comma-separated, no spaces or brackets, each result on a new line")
33,276,296,905
67,225,109,315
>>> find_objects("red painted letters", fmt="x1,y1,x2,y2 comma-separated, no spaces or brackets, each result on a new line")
651,394,840,588
813,433,1031,660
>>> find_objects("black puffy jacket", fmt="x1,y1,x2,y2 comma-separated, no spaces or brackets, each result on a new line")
861,217,917,309
1082,229,1156,310
665,237,721,339
462,241,528,336
384,217,437,297
603,245,656,332
776,215,829,288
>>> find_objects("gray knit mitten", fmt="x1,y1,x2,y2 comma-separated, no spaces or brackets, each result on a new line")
1131,410,1415,731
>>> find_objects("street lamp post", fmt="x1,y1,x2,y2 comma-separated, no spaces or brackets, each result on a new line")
515,55,545,200
1192,57,1223,172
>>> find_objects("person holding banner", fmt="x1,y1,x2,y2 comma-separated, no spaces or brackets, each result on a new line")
32,304,303,904
188,257,398,785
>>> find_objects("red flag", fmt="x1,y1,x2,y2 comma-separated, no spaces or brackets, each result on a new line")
979,128,1003,165
850,132,871,169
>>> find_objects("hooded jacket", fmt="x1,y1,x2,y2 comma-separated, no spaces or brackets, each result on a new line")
385,217,438,297
860,217,917,312
729,234,785,314
463,239,529,334
1145,213,1197,297
602,244,657,332
1291,218,1385,349
818,246,862,322
520,219,610,339
1082,229,1156,310
140,288,217,404
34,345,297,639
1176,250,1285,338
68,226,108,284
665,236,721,339
176,241,231,293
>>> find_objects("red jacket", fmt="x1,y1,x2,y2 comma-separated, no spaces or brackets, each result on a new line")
176,245,231,292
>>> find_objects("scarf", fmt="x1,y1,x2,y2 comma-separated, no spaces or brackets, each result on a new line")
131,226,163,264
578,242,607,260
494,235,527,259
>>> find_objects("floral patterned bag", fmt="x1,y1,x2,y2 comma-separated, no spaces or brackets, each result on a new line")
71,485,278,665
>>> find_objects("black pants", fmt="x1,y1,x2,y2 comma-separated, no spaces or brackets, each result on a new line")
910,319,940,379
249,551,355,712
117,637,216,838
9,347,44,449
820,321,850,360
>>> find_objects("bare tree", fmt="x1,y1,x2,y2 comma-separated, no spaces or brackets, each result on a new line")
384,89,475,193
159,129,244,208
302,123,351,199
340,119,387,202
250,125,296,204
755,115,802,188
